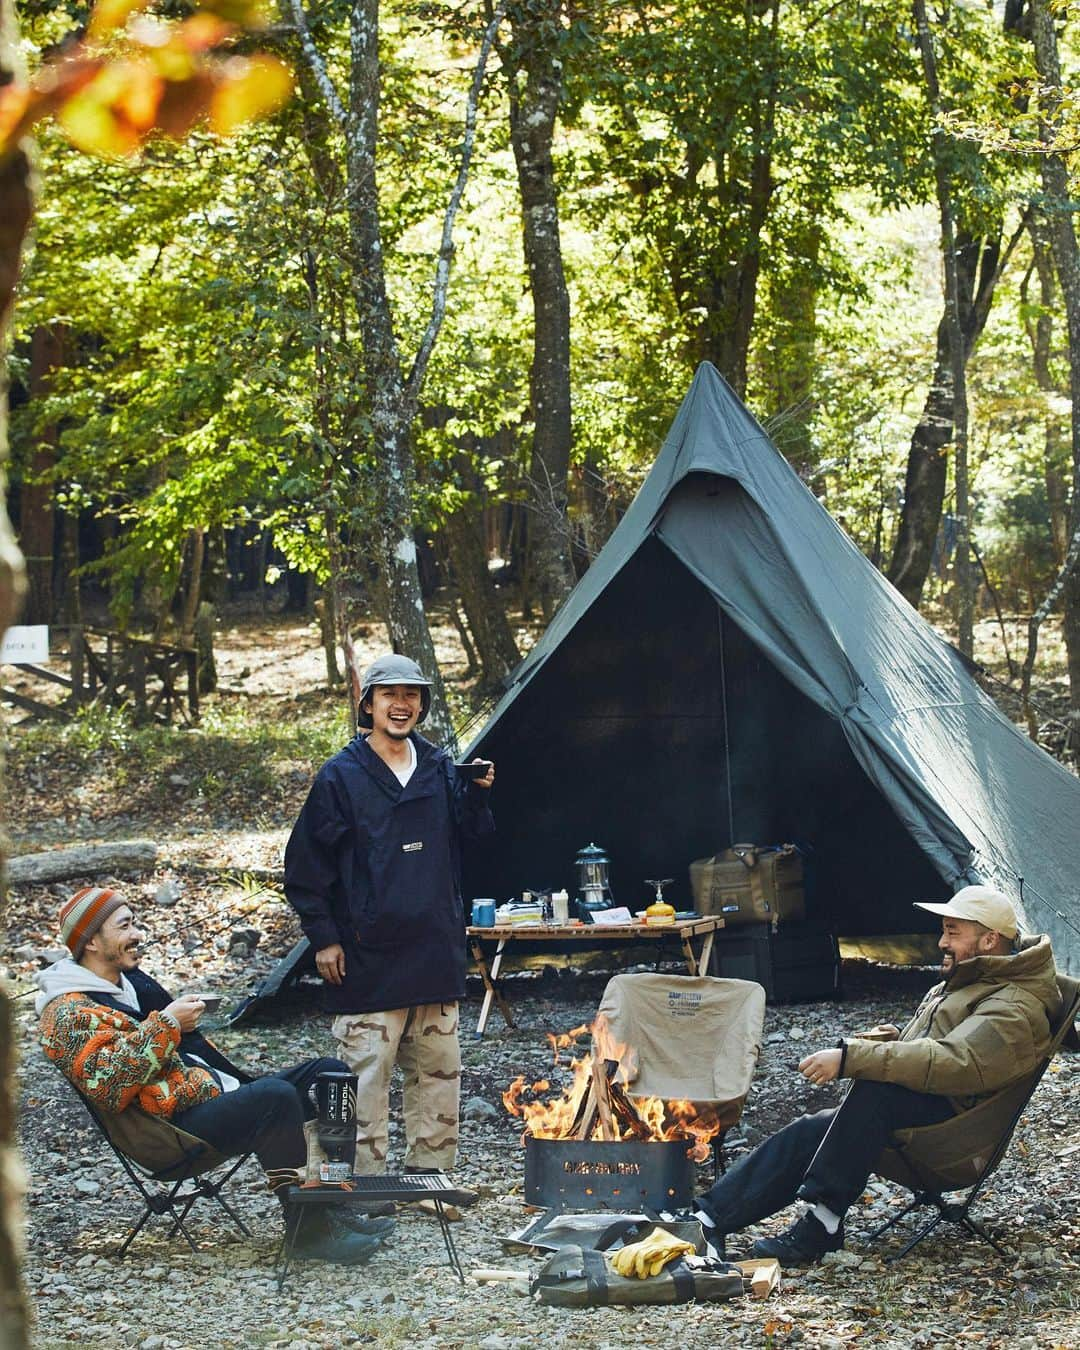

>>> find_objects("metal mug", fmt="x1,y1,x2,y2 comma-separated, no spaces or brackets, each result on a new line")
310,1070,357,1182
472,899,496,927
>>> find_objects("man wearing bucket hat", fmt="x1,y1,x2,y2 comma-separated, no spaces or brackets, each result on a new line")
285,654,494,1191
693,885,1061,1266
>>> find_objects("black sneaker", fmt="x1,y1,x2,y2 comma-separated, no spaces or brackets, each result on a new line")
751,1211,844,1266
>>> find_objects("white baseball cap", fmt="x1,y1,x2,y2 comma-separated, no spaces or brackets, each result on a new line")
913,886,1019,940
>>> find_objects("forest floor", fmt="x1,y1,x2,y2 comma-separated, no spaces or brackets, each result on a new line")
3,601,1079,1350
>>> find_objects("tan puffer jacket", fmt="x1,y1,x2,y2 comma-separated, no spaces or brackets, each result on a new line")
842,935,1061,1109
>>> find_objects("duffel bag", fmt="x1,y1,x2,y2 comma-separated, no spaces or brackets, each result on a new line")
690,842,804,928
533,1245,745,1308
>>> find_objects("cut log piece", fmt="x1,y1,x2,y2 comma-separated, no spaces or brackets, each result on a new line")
7,839,158,885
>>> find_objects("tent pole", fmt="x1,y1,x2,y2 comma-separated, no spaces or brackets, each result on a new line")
719,606,735,842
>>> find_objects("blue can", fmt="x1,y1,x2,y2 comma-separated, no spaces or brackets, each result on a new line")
472,899,496,927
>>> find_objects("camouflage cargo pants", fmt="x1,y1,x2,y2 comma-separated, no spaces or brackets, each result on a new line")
332,1002,461,1173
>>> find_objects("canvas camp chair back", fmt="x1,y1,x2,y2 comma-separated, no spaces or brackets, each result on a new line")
871,972,1080,1259
596,974,766,1139
57,1069,254,1256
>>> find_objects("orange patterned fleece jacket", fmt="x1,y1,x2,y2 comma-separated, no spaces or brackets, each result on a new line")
40,993,220,1117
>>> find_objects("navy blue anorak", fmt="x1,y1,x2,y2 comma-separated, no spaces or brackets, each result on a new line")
284,732,494,1014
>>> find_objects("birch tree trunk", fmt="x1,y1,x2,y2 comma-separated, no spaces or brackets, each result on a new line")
344,0,452,742
503,1,577,620
290,0,504,746
0,0,32,1339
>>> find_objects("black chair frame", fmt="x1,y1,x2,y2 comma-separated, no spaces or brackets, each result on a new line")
64,1077,255,1257
868,976,1080,1262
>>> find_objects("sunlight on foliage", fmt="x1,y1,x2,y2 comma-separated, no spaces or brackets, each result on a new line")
0,0,291,161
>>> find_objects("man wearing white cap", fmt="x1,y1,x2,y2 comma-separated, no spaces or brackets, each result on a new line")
694,886,1061,1265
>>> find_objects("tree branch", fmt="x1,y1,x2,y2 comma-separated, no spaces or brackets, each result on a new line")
404,0,508,411
285,0,349,132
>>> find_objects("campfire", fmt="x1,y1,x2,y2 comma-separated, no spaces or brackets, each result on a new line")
502,1017,726,1162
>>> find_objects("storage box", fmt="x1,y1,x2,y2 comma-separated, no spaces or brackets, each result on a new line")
707,919,840,1003
690,844,805,927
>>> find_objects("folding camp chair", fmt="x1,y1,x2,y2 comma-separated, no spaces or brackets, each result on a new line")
57,1070,255,1257
869,973,1080,1260
595,973,766,1171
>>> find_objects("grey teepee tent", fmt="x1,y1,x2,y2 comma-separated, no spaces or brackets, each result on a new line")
462,363,1080,974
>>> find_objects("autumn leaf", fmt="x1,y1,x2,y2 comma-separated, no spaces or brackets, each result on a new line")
57,60,163,158
0,85,34,150
197,0,273,29
88,0,148,42
209,56,293,135
57,89,142,158
155,73,216,141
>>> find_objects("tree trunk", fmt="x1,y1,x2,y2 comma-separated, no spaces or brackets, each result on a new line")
194,601,217,695
504,2,576,620
442,454,520,691
1022,219,1069,566
1028,0,1080,748
912,0,974,653
344,0,453,744
57,506,80,624
0,1,33,1341
23,325,66,623
759,222,820,476
658,0,779,396
179,527,205,640
887,231,1002,610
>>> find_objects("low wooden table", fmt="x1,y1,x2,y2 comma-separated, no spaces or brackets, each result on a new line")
466,916,724,1037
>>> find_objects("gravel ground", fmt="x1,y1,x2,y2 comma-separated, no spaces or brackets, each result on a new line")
12,919,1080,1350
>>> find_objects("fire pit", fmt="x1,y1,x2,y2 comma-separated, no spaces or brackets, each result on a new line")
504,1018,721,1219
524,1135,694,1211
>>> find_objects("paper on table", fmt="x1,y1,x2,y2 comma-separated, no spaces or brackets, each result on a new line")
589,907,635,925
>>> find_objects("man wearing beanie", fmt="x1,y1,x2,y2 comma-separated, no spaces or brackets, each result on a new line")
692,886,1062,1266
285,654,495,1187
38,886,393,1265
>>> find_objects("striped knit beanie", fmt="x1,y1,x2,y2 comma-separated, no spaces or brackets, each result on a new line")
60,886,125,958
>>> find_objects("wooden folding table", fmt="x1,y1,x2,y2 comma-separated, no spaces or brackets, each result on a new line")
466,916,724,1037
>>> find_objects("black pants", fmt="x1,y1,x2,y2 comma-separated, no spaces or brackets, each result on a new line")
699,1080,955,1231
172,1056,348,1174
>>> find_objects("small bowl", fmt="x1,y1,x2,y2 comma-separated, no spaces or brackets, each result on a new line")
190,994,223,1015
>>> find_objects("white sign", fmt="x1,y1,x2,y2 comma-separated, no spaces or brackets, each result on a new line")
0,625,49,664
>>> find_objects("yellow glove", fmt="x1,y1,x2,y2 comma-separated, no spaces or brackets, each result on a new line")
609,1228,696,1280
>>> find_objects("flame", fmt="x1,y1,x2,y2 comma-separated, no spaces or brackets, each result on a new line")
503,1018,728,1154
545,1023,591,1064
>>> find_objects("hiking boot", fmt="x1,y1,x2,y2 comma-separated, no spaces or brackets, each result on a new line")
352,1200,396,1217
751,1211,844,1266
290,1209,385,1266
332,1209,396,1239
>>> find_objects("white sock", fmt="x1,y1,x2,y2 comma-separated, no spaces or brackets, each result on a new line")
694,1205,717,1230
811,1202,842,1234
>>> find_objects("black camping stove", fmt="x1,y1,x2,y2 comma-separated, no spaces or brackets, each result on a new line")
514,1134,696,1246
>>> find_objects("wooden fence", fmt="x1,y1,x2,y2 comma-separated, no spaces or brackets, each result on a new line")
1,625,199,725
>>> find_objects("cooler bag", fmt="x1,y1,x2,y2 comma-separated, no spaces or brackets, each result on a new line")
690,843,805,928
